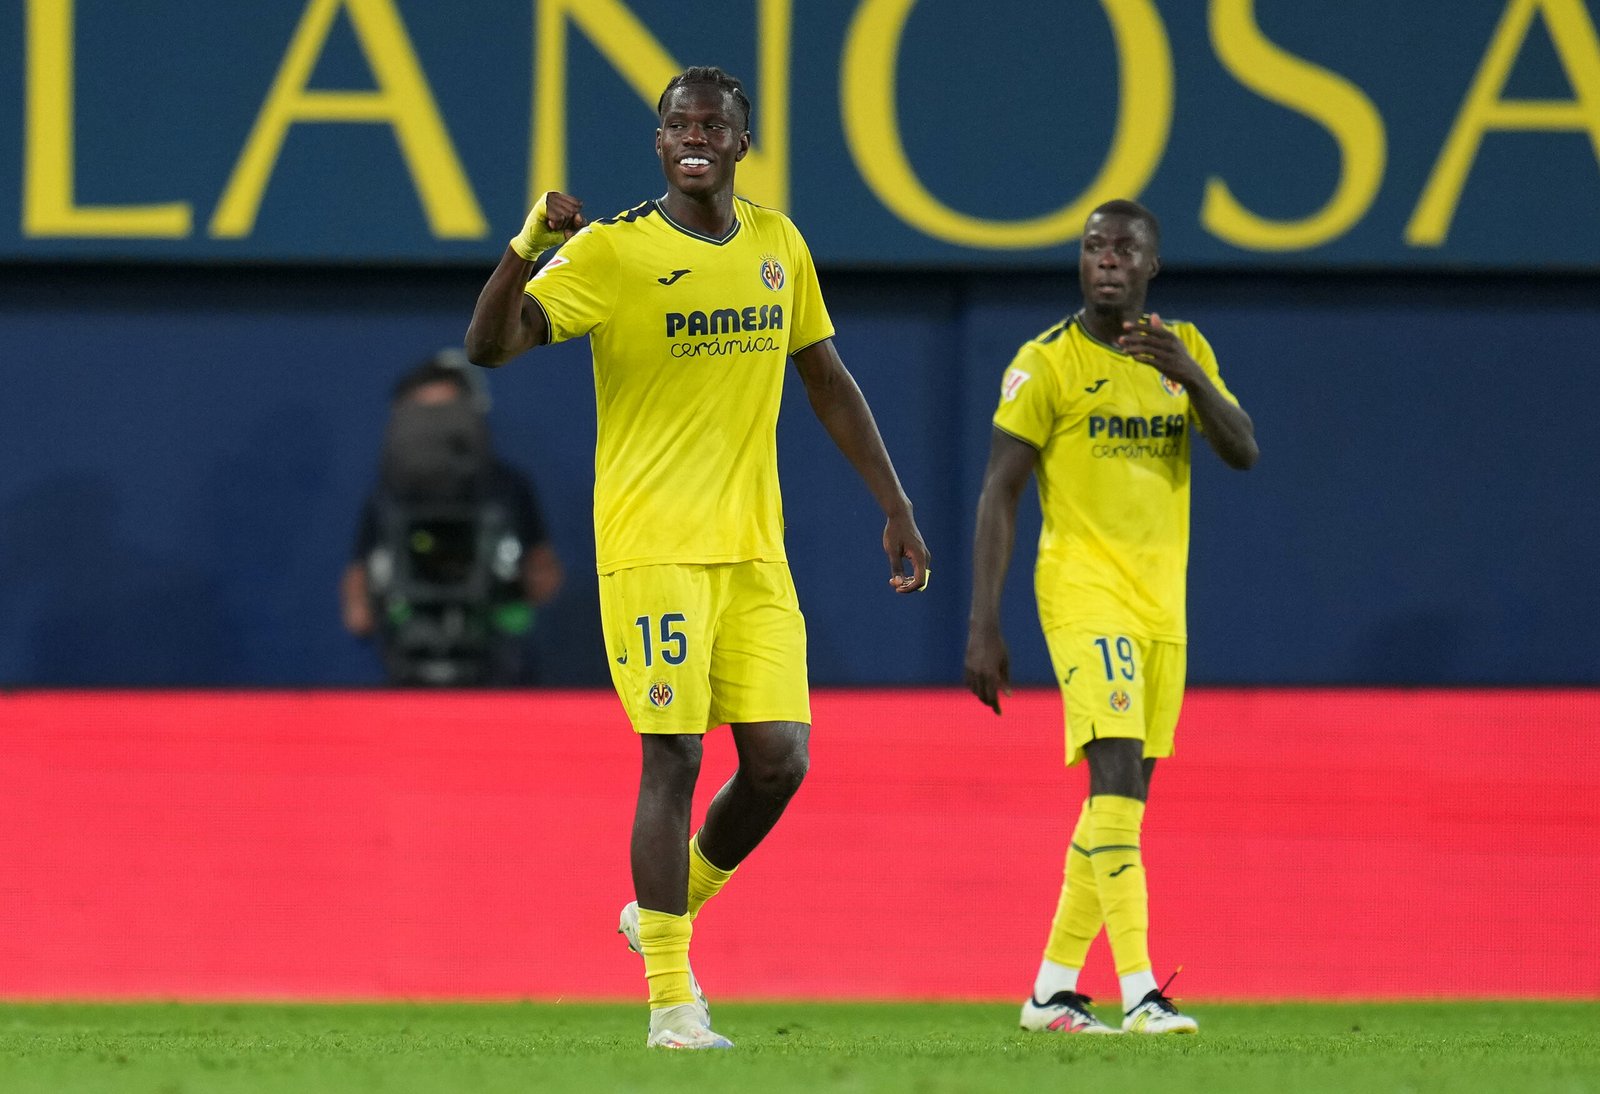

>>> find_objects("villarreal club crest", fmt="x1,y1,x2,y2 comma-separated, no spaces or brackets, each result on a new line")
759,255,785,291
648,679,674,708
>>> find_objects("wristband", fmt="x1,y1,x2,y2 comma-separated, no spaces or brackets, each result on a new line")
510,192,566,261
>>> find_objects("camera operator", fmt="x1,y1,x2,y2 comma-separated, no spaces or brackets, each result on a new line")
340,351,563,685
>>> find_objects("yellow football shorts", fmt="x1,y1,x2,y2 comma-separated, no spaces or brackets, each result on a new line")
1043,626,1187,766
598,560,811,733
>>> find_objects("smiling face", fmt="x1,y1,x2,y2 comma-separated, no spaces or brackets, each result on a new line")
656,84,749,200
1078,210,1160,314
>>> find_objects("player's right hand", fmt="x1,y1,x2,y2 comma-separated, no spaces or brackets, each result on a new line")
963,625,1011,715
510,191,588,260
884,508,931,594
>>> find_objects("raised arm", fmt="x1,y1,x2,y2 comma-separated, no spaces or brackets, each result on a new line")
964,428,1038,713
791,339,930,593
464,192,587,367
464,250,547,366
1119,314,1259,470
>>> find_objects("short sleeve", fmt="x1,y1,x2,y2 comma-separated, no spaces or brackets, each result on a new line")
783,221,835,355
991,343,1059,449
524,226,620,344
1179,323,1238,407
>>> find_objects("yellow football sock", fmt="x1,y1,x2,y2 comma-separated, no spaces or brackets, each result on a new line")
686,831,737,920
1088,794,1152,977
637,907,696,1009
1043,800,1102,969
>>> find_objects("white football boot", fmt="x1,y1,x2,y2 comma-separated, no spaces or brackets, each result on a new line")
1020,990,1120,1033
646,1003,734,1050
1122,988,1199,1034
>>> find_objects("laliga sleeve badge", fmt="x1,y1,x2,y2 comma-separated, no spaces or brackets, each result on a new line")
533,253,570,279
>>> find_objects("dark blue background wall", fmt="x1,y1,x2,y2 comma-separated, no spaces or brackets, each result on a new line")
1,266,1594,686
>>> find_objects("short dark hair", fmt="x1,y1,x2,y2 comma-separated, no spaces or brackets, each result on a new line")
657,66,752,133
391,358,470,404
1088,199,1161,252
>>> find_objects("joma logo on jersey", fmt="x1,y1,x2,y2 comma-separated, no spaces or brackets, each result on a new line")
665,305,785,338
1088,414,1186,440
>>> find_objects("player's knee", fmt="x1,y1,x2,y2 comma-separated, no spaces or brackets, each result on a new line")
1085,738,1147,800
748,748,808,802
641,733,703,789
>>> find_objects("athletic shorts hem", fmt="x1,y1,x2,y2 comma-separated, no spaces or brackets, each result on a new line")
596,550,788,576
712,709,812,729
632,720,716,736
629,710,811,735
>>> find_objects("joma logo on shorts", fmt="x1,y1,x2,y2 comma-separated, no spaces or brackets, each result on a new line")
666,305,785,338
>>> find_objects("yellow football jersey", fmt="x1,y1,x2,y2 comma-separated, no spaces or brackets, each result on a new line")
991,313,1239,642
525,197,834,573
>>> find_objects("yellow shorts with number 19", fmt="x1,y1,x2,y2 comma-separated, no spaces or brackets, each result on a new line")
598,560,811,734
1044,626,1187,767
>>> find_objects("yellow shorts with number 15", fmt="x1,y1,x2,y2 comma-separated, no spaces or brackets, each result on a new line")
598,560,811,734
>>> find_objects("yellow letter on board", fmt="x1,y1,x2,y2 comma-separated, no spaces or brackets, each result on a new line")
1408,0,1600,246
531,0,791,211
1202,0,1387,251
840,0,1172,249
22,0,191,238
211,0,486,239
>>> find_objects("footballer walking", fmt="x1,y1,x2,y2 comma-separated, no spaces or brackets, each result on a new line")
964,200,1257,1035
466,66,931,1049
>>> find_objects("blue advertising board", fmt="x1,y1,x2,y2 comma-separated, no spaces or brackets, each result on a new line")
4,0,1600,267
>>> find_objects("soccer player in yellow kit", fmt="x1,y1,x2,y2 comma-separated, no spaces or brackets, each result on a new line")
964,200,1257,1035
465,67,930,1049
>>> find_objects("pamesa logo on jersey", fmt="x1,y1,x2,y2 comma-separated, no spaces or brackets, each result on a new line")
662,304,784,357
665,305,785,338
1088,414,1186,440
760,255,785,291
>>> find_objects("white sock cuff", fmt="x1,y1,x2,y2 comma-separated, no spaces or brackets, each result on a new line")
1033,958,1081,1001
1120,969,1159,1011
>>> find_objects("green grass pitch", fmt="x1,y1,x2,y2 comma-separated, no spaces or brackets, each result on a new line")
1,1001,1596,1093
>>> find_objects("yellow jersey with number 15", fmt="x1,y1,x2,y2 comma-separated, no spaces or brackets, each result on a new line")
991,313,1239,643
525,197,834,574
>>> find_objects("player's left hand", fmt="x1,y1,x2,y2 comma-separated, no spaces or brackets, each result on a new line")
963,623,1011,715
1118,313,1198,385
884,508,932,594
